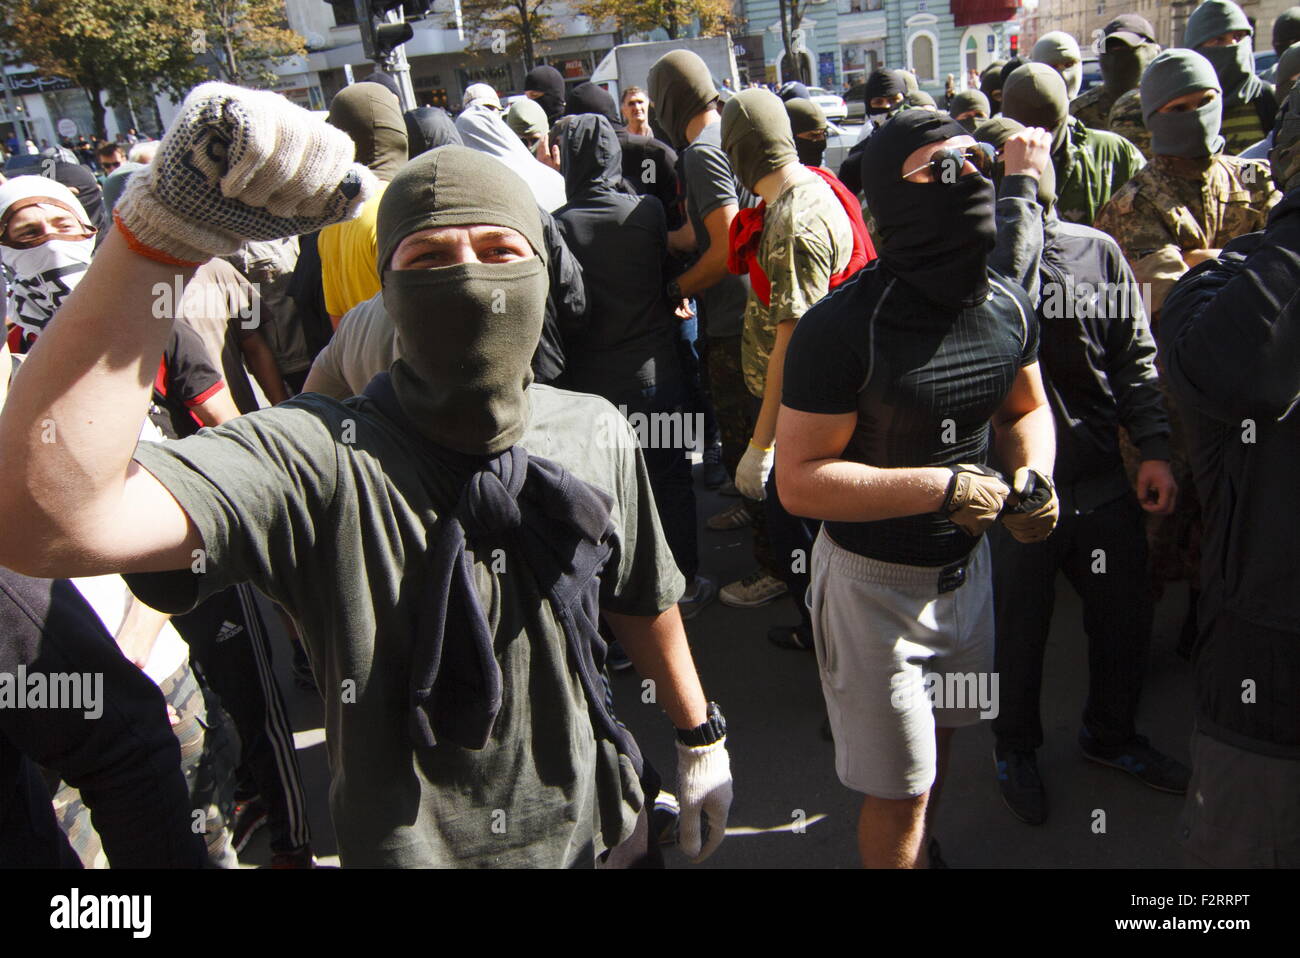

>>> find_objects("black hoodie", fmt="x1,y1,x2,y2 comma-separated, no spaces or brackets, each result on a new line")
564,82,683,230
1159,190,1300,757
404,106,462,157
554,115,681,397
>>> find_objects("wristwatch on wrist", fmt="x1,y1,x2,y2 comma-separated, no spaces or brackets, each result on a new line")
666,278,683,301
677,701,726,747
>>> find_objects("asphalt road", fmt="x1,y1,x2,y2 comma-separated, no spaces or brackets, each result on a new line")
242,463,1196,869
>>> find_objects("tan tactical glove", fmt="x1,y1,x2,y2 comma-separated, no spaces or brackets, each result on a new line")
941,464,1011,537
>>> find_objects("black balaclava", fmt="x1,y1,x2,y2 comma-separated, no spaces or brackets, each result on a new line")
778,81,811,102
524,65,566,124
860,111,996,308
647,50,720,149
404,107,462,158
328,83,409,183
1100,39,1161,97
1275,7,1300,54
785,97,828,166
864,67,905,116
565,81,623,127
721,88,799,192
51,161,108,238
1002,63,1071,155
974,116,1058,214
361,70,402,100
376,146,549,456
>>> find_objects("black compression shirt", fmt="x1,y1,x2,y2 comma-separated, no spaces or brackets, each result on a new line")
782,261,1039,565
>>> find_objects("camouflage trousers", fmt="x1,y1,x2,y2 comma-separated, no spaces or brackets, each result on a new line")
52,659,241,868
697,333,777,575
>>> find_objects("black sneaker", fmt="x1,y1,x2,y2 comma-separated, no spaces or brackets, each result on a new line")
701,444,727,490
1078,730,1190,794
767,622,815,651
993,745,1047,825
605,640,634,673
231,795,269,854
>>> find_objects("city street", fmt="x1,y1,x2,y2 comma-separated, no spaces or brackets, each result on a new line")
245,463,1196,869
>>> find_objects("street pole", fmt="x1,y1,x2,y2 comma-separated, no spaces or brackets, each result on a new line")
382,9,417,111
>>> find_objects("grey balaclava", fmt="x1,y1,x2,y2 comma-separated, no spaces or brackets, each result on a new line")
1140,49,1224,158
1033,31,1084,98
376,146,549,455
1186,0,1259,106
327,83,408,183
722,88,799,192
1002,63,1071,154
647,50,719,149
1277,42,1300,99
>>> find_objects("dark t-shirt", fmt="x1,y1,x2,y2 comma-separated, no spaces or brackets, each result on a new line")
151,322,224,440
126,385,683,867
783,263,1039,565
682,123,753,340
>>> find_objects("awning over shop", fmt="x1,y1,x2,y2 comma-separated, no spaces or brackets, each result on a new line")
951,0,1017,28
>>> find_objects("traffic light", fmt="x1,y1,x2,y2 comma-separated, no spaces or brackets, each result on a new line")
323,0,420,63
1009,34,1019,56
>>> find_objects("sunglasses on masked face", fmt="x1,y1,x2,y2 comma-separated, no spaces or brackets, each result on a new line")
902,142,995,182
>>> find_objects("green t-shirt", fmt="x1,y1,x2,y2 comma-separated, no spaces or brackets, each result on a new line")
127,384,684,867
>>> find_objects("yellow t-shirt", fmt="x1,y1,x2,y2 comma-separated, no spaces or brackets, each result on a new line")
319,182,387,317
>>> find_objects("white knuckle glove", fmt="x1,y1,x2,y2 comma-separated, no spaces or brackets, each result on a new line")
116,82,378,265
735,441,774,501
675,738,733,862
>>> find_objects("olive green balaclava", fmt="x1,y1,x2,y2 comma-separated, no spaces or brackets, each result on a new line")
981,60,1009,112
376,146,549,455
1002,63,1071,154
327,83,408,183
974,115,1058,214
1277,41,1300,99
1032,31,1084,98
722,89,798,191
647,50,719,149
1270,80,1300,191
948,89,991,131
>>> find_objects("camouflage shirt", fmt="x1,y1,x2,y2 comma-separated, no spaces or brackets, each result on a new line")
1070,84,1122,130
741,173,853,398
1093,153,1279,313
1055,117,1147,226
1106,89,1151,160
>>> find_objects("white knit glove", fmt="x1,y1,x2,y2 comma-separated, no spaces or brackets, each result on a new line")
735,440,774,501
676,738,733,862
116,82,377,265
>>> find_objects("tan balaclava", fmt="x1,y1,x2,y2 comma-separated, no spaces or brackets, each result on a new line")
327,83,408,183
648,50,720,149
721,89,798,192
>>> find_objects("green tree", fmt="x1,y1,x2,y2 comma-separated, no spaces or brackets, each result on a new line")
197,0,306,88
459,0,560,71
0,0,206,141
574,0,735,41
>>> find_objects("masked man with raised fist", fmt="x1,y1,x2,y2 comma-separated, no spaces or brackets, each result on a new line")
776,110,1057,868
0,84,732,868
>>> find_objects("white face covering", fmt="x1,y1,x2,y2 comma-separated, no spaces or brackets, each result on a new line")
2,235,96,338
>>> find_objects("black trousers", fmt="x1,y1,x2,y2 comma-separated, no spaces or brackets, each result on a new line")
766,465,819,628
173,584,310,853
990,494,1152,751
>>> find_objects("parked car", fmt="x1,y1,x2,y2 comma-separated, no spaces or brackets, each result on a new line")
808,86,848,121
1256,50,1279,75
824,120,869,173
844,83,867,121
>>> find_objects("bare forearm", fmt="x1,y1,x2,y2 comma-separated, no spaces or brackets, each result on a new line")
241,332,289,405
0,229,191,556
677,244,728,298
993,402,1056,476
780,458,952,523
604,606,709,731
753,322,793,447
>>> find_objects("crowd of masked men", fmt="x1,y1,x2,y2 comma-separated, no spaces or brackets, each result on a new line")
0,0,1294,871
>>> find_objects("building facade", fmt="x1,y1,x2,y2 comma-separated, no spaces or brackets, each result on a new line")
739,0,1019,94
1024,0,1299,55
